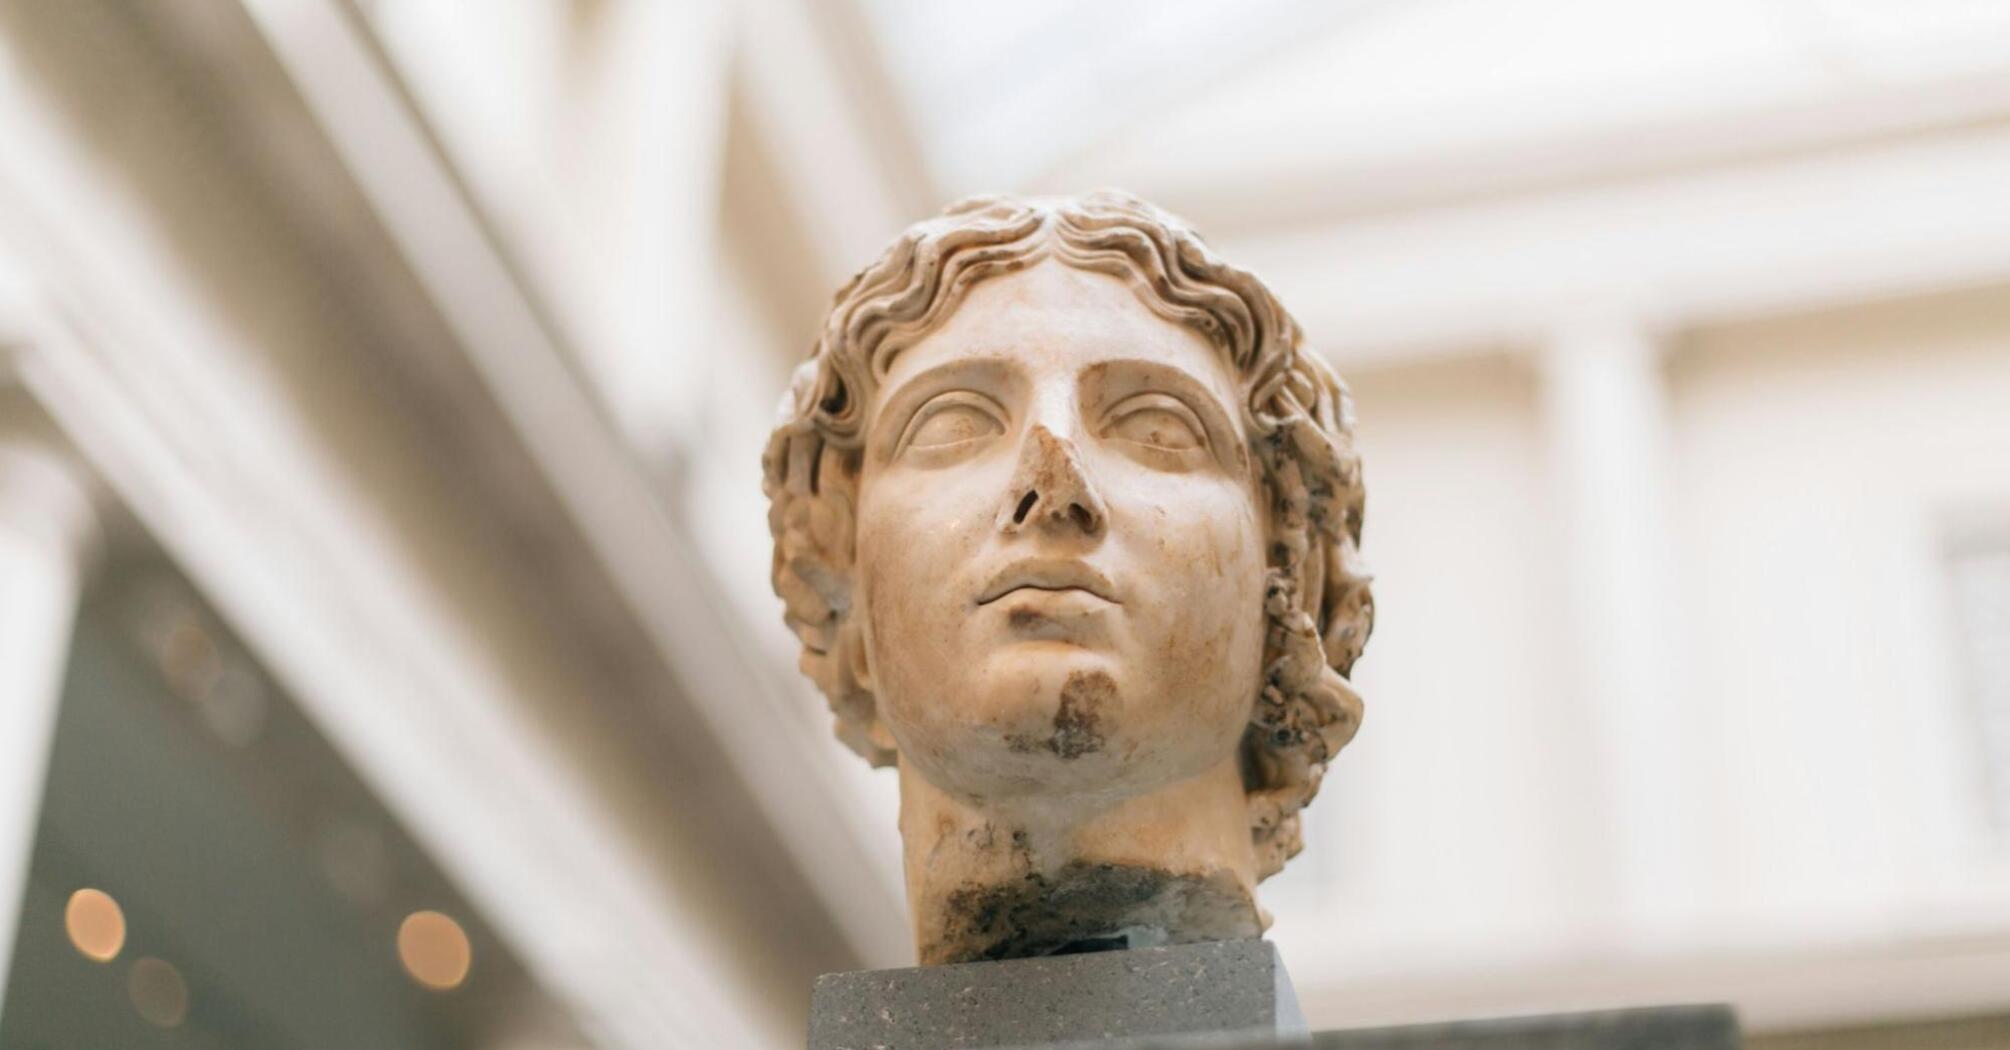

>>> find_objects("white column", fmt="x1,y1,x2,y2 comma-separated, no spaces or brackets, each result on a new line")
1538,314,1704,945
0,432,95,1017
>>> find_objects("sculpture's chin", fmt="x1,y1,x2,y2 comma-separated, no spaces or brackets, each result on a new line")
895,734,1137,806
883,650,1252,804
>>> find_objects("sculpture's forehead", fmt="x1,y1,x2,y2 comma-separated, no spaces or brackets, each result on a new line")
878,260,1240,408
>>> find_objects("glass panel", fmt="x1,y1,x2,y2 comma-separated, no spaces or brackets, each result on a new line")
0,554,581,1048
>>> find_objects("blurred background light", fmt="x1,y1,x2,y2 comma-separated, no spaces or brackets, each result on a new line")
397,909,472,992
316,817,392,909
61,887,124,963
126,956,188,1029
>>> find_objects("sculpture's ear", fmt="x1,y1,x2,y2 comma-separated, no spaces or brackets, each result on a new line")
864,715,898,754
846,609,876,690
846,619,900,755
859,676,899,756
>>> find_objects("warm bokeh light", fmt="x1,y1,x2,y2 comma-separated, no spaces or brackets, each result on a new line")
316,819,391,908
158,612,221,700
128,957,189,1028
64,887,126,963
397,910,471,991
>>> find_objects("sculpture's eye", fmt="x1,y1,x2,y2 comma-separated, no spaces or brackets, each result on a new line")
899,393,1006,455
1103,394,1206,453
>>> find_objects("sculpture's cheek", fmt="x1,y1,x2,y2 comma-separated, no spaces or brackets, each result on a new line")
855,504,959,715
1103,483,1267,759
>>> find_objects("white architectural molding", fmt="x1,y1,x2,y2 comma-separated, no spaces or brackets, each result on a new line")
561,0,731,457
0,11,852,1043
365,0,733,458
729,0,930,292
231,0,907,968
0,396,96,1024
1093,71,2010,240
1219,122,2010,368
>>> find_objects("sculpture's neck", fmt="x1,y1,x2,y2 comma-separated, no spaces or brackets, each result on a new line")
896,755,1264,965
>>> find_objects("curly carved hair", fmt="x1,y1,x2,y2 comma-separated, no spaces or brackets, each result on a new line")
763,191,1372,878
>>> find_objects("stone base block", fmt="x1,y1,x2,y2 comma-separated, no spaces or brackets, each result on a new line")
807,939,1305,1049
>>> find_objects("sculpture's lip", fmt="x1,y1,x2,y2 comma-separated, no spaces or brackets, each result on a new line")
976,559,1118,606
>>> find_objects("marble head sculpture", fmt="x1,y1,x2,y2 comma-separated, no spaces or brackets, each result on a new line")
764,191,1372,964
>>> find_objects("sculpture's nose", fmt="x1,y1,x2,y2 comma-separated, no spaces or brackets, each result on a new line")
998,425,1107,537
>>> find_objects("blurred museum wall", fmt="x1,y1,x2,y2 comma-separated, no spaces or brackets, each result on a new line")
2,0,2009,1047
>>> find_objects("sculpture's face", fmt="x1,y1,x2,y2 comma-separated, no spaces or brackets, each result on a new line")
854,261,1269,802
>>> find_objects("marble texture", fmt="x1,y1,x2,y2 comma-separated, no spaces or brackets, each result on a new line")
766,192,1371,964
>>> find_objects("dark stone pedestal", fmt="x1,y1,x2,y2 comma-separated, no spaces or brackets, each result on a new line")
808,941,1741,1050
807,940,1305,1049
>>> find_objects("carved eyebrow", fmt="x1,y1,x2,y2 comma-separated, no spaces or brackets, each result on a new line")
867,357,1020,460
1082,358,1247,474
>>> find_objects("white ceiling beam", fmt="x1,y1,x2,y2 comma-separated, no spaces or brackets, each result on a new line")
729,0,935,292
1215,117,2010,368
1067,50,2010,235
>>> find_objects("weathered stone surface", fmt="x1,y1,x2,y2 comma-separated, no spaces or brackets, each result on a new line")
806,939,1306,1049
765,192,1373,964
